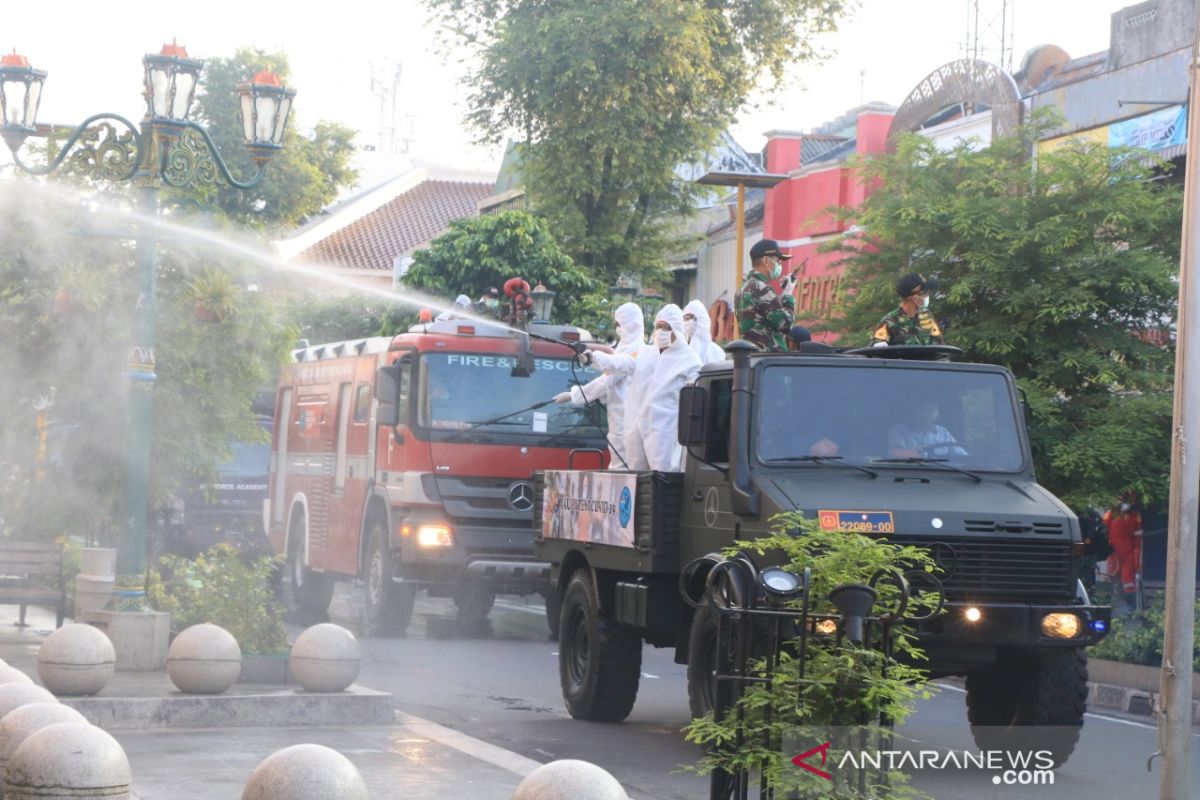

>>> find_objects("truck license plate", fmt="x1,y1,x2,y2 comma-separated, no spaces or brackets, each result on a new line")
818,510,895,534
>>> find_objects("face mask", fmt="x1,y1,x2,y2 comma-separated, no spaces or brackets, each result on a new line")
770,261,782,280
1120,503,1131,512
683,319,697,340
921,295,930,310
654,329,673,348
484,298,498,309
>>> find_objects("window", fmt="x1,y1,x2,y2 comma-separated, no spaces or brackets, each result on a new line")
353,384,371,423
704,379,732,464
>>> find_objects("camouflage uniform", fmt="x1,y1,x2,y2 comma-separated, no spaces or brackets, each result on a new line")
737,271,795,352
872,307,944,345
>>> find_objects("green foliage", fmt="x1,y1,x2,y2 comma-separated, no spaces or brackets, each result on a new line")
684,514,936,795
822,113,1181,507
147,545,288,655
1088,599,1200,673
180,48,359,230
428,0,848,282
285,295,414,344
403,210,599,323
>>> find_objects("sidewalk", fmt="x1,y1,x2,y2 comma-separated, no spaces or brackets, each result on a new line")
0,607,535,799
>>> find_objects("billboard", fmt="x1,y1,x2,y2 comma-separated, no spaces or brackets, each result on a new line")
541,470,637,548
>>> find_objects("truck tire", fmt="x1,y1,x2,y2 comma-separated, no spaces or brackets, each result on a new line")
453,587,495,636
364,523,416,637
285,511,333,620
686,604,722,719
558,570,641,721
965,647,1087,766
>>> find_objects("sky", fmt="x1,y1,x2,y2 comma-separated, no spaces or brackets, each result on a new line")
3,0,1135,177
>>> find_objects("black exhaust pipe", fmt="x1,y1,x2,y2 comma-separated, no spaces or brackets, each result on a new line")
726,340,759,517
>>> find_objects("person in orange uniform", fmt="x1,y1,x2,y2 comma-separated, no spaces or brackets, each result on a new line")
1103,493,1142,611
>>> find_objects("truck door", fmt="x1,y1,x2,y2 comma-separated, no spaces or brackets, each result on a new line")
271,387,293,535
327,381,356,574
681,376,738,562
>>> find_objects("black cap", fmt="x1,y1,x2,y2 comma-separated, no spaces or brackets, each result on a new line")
485,287,500,297
749,239,793,261
896,272,937,297
789,325,812,343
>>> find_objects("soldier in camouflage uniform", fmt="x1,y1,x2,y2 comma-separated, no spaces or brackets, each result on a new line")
737,239,797,352
872,272,944,346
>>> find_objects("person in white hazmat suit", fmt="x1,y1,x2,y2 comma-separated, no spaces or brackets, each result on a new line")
435,294,472,321
551,302,647,468
683,300,726,365
584,304,702,472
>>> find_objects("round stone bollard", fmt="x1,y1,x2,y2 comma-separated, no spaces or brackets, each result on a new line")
0,667,30,688
512,760,629,800
289,624,361,693
6,722,130,800
0,685,57,722
241,744,367,800
37,623,115,696
167,623,242,694
0,702,87,776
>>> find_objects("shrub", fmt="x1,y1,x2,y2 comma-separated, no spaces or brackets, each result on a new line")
1088,599,1200,673
147,544,287,655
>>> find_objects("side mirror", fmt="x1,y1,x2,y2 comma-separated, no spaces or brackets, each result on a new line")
1017,386,1032,428
678,385,708,447
376,364,402,427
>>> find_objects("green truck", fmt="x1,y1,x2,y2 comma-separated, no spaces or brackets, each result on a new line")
534,341,1110,760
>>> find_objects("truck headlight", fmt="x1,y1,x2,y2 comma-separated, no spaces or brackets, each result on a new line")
415,524,454,549
1041,612,1082,639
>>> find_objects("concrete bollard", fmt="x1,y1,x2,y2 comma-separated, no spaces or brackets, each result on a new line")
289,624,361,693
5,722,130,800
0,686,57,722
0,703,87,778
167,623,242,694
512,760,629,800
37,624,115,696
241,743,367,800
0,669,31,689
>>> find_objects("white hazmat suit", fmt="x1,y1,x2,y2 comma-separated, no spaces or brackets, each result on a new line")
589,304,702,472
553,303,646,468
683,300,726,365
435,294,472,321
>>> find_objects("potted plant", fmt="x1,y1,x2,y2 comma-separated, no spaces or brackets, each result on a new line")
186,267,239,323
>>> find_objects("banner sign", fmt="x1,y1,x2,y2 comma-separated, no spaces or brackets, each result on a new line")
1108,105,1186,153
541,470,637,548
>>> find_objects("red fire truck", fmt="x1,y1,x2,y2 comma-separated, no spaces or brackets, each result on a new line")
267,318,608,635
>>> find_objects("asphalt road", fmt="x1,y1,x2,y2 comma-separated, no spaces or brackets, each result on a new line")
346,590,1199,800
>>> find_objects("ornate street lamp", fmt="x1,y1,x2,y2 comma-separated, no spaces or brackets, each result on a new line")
530,283,556,322
637,289,665,321
1,44,294,624
0,50,46,150
608,275,638,305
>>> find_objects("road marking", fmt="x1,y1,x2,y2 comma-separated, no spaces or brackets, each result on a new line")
396,710,543,777
494,600,547,616
642,672,660,679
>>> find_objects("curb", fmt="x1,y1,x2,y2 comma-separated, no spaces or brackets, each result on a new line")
1087,680,1200,726
61,685,394,729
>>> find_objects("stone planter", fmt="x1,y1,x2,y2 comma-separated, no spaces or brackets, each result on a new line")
73,548,116,619
237,653,294,686
1088,657,1200,699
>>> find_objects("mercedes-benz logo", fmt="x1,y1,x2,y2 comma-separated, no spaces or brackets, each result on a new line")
929,542,958,579
508,481,535,512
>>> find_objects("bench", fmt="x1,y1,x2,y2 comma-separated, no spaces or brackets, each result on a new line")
0,541,65,628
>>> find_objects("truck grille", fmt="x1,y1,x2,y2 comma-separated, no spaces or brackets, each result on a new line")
434,476,533,529
898,536,1074,601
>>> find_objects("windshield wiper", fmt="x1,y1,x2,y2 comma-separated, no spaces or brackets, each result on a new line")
766,455,877,479
445,399,555,442
871,457,982,483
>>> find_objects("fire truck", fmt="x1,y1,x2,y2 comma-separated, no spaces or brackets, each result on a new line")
267,318,607,635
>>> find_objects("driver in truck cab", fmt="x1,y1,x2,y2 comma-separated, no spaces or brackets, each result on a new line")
888,399,959,457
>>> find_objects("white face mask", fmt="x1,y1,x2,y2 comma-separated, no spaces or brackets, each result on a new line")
770,261,782,280
921,295,930,310
654,329,673,348
683,319,697,340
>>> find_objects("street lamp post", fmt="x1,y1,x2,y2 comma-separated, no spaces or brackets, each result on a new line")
0,43,294,614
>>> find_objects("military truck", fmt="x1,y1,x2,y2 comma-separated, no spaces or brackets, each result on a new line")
534,341,1110,760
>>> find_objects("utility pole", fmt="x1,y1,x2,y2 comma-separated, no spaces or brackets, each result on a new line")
1158,19,1200,800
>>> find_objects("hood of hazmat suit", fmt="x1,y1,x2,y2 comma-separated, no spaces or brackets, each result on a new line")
435,294,473,321
683,299,726,366
622,304,702,471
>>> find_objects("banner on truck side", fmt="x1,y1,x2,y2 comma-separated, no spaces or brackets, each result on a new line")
541,470,637,547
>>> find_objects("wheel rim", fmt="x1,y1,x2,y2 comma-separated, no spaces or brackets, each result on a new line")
565,606,589,686
368,548,384,606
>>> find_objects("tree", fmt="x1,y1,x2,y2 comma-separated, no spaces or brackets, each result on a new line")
427,0,848,282
178,47,358,230
402,210,600,324
823,117,1181,507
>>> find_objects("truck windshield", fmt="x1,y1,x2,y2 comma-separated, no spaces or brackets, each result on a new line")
756,365,1024,472
417,352,606,437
